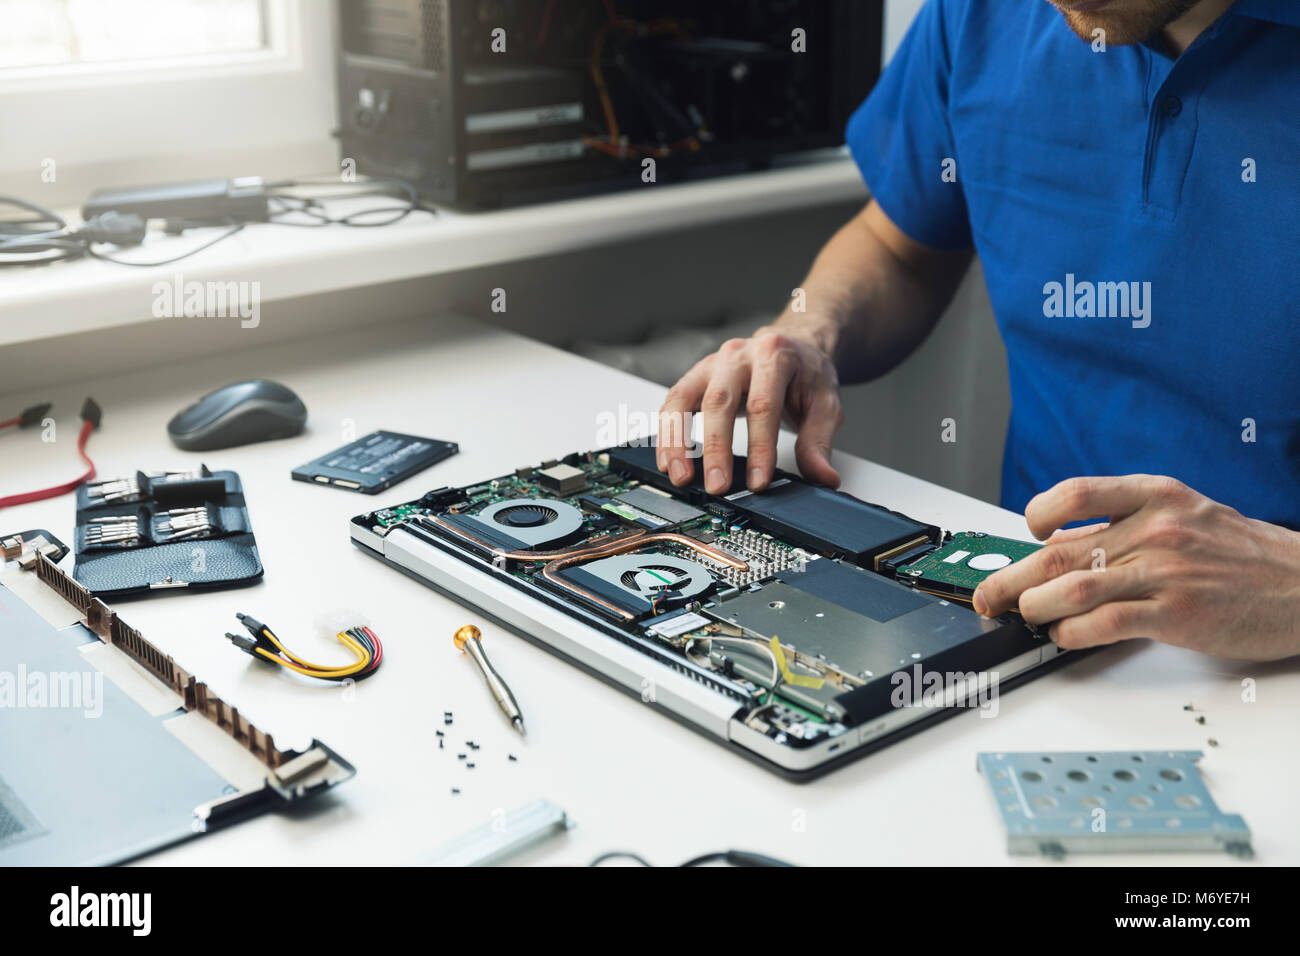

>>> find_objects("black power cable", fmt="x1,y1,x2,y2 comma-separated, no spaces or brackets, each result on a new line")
0,177,428,269
590,849,795,867
0,197,145,267
87,221,244,267
265,178,424,228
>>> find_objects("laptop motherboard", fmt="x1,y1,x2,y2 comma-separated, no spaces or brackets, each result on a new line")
352,444,1058,766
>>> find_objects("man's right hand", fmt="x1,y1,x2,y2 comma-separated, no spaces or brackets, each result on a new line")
656,329,844,495
652,200,971,497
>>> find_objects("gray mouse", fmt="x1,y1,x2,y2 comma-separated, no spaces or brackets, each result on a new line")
167,379,307,451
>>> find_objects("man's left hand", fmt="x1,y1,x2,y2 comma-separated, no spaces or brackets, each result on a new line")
974,475,1300,661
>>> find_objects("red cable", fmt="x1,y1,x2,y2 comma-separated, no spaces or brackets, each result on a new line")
0,417,97,509
362,626,384,671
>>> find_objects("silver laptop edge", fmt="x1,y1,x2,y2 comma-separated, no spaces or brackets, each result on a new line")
362,524,1058,774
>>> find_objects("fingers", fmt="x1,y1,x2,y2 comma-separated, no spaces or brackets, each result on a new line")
793,385,843,488
699,341,752,494
743,338,798,491
659,332,843,493
1045,521,1109,544
1016,566,1145,627
1024,475,1170,540
658,359,711,486
974,528,1114,617
1049,600,1162,650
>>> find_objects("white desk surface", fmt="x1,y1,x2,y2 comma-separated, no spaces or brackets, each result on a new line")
0,313,1293,867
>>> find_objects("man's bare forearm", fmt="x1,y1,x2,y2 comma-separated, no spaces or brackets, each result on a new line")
656,200,973,495
765,201,972,385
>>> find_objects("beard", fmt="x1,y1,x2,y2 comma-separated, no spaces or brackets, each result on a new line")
1047,0,1203,46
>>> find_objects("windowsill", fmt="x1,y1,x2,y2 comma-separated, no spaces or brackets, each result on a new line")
0,156,866,349
0,46,295,91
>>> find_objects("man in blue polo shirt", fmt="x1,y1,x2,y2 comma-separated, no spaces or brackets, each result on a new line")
657,0,1300,661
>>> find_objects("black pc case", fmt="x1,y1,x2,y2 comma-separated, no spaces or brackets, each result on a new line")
336,0,884,208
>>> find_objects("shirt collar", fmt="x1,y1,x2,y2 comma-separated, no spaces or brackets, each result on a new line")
1231,0,1300,28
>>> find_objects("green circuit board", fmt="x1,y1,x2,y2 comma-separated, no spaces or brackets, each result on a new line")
896,531,1041,600
359,455,836,733
355,454,1039,747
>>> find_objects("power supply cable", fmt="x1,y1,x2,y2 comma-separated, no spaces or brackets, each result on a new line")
0,177,427,269
226,612,384,683
86,221,245,267
590,849,795,867
0,197,144,267
264,178,424,227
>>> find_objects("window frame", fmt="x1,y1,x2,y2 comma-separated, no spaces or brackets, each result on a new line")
0,0,339,205
0,0,276,82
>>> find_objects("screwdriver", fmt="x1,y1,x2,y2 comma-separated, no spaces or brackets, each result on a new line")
453,625,526,736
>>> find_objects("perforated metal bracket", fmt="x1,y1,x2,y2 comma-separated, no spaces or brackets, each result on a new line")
977,750,1252,859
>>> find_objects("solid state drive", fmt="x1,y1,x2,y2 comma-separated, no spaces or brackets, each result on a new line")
292,430,459,494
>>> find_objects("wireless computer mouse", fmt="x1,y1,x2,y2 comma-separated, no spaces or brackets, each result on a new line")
167,379,307,451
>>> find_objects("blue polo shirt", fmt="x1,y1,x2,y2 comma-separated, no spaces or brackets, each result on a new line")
846,0,1300,529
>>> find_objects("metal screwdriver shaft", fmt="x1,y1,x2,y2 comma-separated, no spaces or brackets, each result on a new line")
453,625,526,737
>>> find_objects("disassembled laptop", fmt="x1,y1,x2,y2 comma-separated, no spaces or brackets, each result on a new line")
352,443,1071,778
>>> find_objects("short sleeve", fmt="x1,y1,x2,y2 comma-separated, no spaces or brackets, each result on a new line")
845,0,972,250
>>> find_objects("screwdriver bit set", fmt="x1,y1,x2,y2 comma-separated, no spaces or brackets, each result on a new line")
73,465,263,598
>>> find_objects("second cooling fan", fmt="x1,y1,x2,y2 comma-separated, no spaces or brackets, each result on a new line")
556,552,715,616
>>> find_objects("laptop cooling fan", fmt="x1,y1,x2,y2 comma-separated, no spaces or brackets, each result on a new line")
580,553,714,609
471,498,585,548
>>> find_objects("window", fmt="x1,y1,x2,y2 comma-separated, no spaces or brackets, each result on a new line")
0,0,266,71
0,0,337,204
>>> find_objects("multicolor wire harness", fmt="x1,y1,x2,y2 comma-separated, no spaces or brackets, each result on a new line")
226,612,383,683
